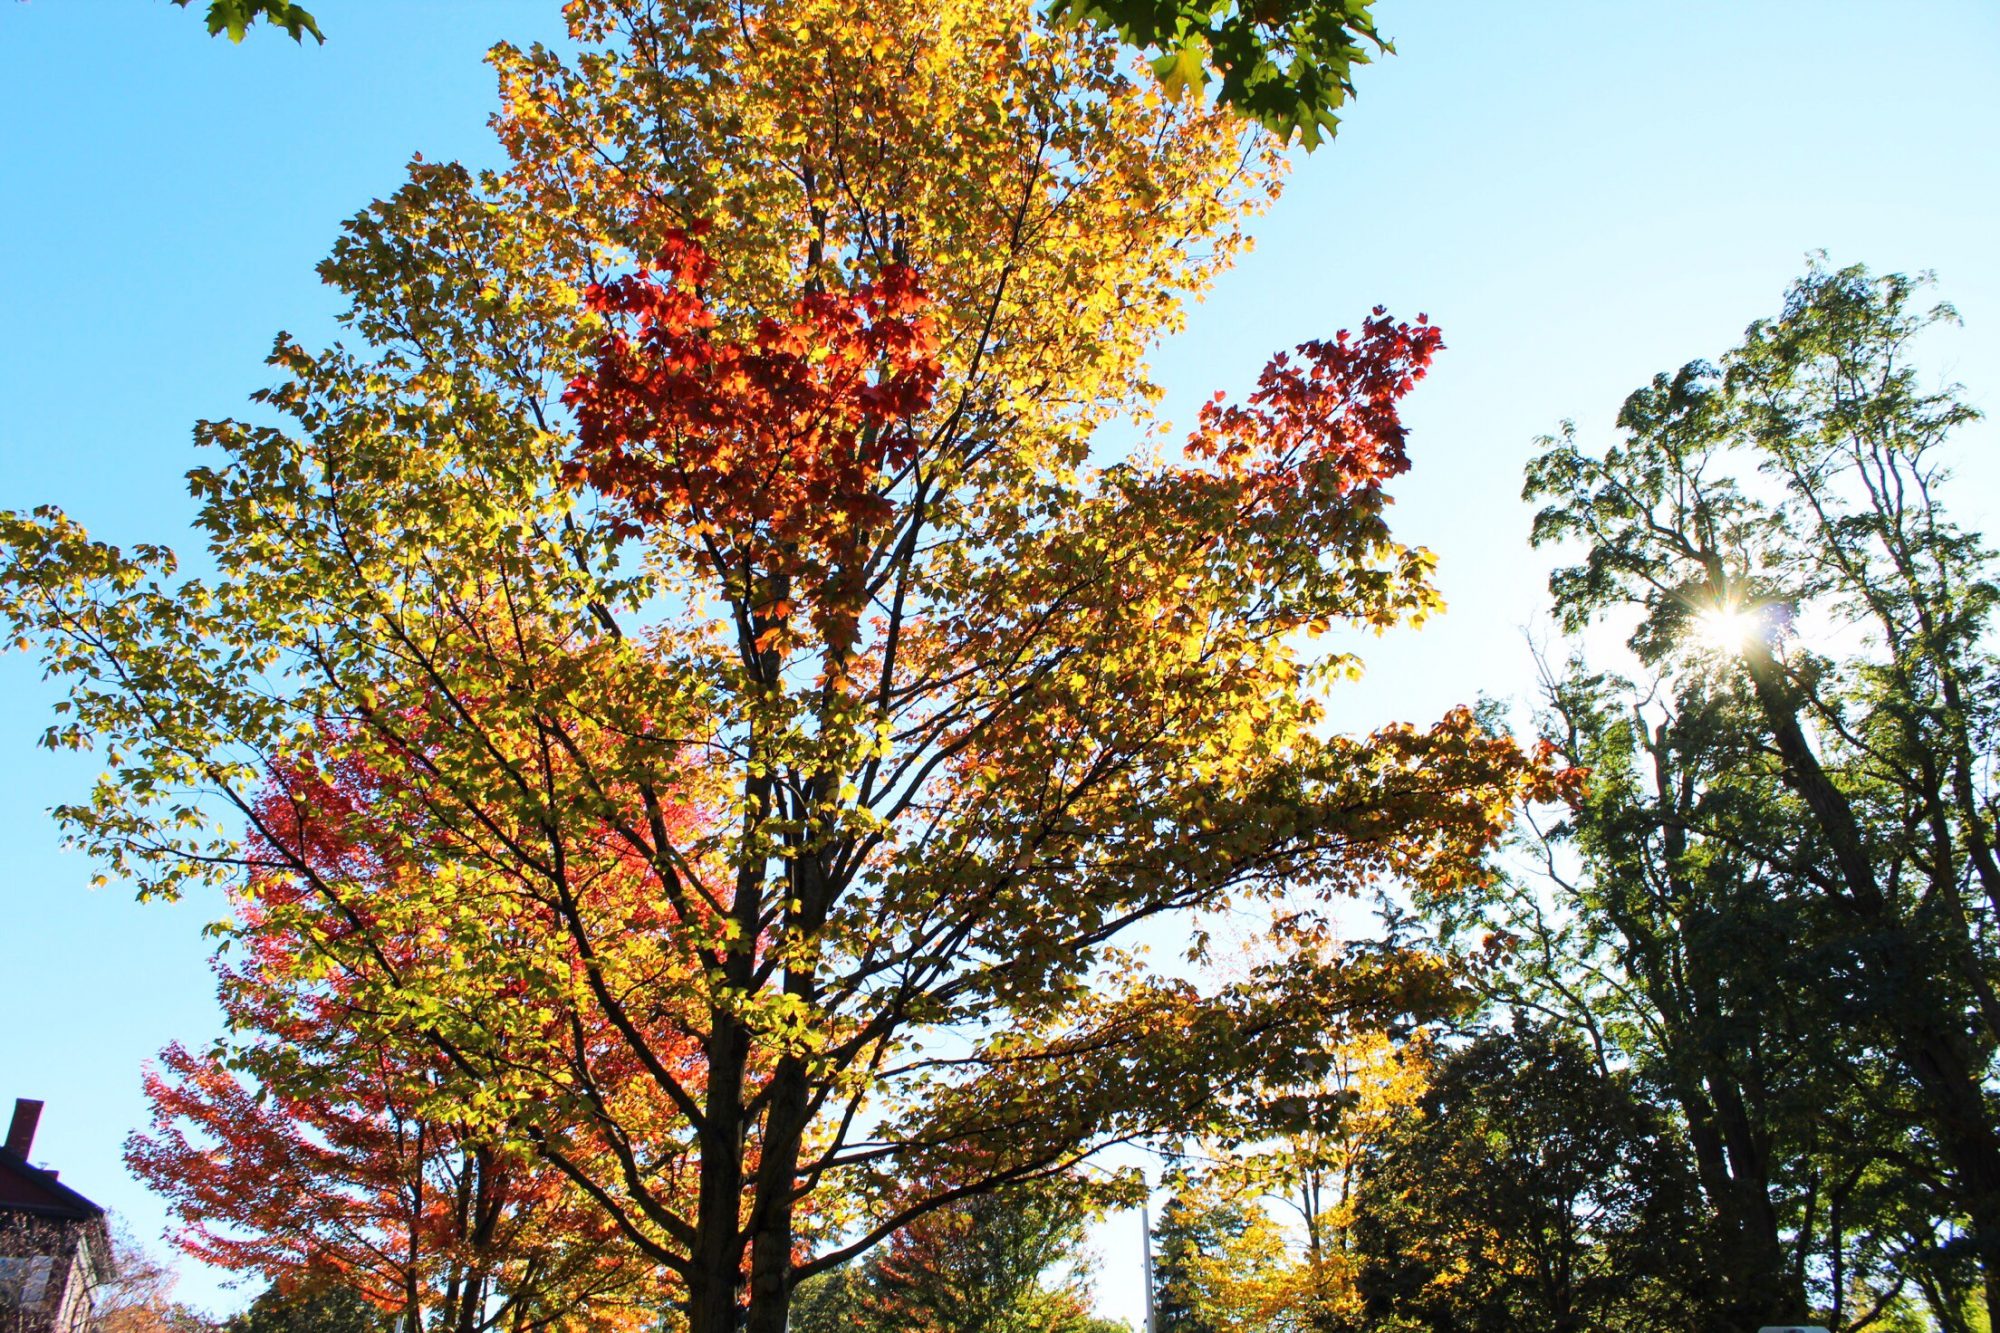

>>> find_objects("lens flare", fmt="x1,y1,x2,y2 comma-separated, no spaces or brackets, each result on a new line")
1693,603,1762,654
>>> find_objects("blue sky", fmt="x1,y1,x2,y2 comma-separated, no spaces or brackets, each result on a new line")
3,0,1997,1322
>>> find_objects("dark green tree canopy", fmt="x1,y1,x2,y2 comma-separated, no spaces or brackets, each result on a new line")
1350,1023,1704,1332
225,1284,383,1333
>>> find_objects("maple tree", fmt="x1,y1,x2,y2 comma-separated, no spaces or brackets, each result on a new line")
1152,1184,1294,1333
125,753,673,1333
0,1,1562,1329
130,1044,654,1333
1200,1030,1435,1331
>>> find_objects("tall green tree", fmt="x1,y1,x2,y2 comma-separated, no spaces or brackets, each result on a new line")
1531,667,1819,1324
1523,259,2000,1324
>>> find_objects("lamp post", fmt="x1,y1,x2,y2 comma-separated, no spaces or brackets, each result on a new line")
1140,1201,1158,1333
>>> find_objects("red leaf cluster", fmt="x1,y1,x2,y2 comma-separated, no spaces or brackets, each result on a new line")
127,717,711,1325
1188,307,1442,505
564,225,941,618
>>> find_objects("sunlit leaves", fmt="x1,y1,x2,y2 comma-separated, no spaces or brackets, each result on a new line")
0,1,1555,1323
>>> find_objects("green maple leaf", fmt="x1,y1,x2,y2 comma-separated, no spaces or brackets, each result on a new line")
169,0,325,45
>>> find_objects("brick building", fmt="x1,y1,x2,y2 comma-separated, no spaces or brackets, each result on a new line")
0,1100,110,1333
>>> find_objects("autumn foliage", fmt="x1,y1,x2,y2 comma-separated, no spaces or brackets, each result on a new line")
568,227,941,549
1188,308,1439,481
566,226,942,653
0,2,1568,1331
126,745,681,1333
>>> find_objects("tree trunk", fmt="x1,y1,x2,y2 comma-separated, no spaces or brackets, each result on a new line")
742,1056,810,1333
1739,637,2000,1326
687,1014,751,1333
686,758,780,1333
1646,729,1800,1326
1707,1077,1795,1322
743,840,833,1333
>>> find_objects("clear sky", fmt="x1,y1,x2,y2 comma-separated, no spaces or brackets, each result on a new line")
2,0,1997,1323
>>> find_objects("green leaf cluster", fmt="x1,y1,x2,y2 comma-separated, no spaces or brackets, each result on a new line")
1046,0,1387,147
170,0,324,44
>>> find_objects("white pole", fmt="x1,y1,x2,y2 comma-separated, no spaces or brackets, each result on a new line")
1141,1201,1158,1333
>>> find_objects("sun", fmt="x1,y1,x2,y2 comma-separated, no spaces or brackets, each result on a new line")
1693,603,1763,654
